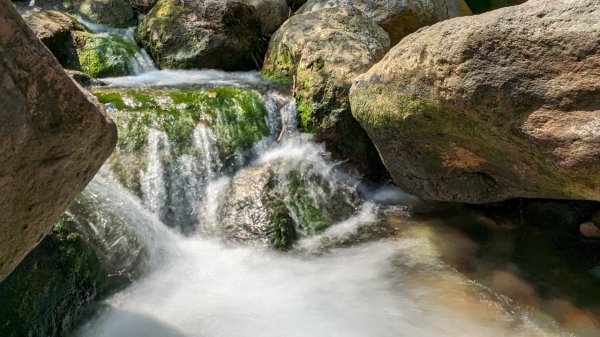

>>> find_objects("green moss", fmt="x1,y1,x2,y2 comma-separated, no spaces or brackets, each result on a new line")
78,32,138,78
94,87,269,189
265,195,297,250
297,99,316,133
0,216,104,337
261,72,293,85
285,170,331,235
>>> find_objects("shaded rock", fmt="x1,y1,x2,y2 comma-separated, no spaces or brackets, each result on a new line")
0,178,152,337
244,0,289,34
74,0,137,28
287,0,306,10
129,0,158,13
0,0,117,280
136,0,263,71
580,222,600,239
22,10,86,70
297,0,471,45
465,0,527,14
65,69,106,87
262,6,390,177
593,210,600,227
350,0,600,203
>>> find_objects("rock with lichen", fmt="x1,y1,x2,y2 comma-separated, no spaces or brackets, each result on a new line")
262,6,390,177
350,0,600,203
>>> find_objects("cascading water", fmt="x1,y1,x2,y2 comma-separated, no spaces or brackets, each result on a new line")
59,70,582,337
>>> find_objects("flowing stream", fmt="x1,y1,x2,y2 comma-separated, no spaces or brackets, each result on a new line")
64,70,589,337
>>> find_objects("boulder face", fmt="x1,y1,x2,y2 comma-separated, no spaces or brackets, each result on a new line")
22,10,85,70
0,0,117,280
74,0,137,28
350,0,600,203
262,6,390,177
136,0,263,71
243,0,289,34
297,0,471,45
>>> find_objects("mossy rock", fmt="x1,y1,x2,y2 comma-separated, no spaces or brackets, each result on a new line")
297,0,470,46
218,160,359,249
0,217,103,337
350,0,600,203
73,31,138,78
93,87,270,193
262,6,390,177
136,0,263,70
72,0,137,28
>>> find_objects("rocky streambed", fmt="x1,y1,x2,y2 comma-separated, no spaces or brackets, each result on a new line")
0,0,599,336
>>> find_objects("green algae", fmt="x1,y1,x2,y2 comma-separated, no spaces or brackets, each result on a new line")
0,216,103,337
94,87,269,192
77,32,138,78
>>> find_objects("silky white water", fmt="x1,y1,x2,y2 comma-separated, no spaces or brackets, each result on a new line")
77,70,576,337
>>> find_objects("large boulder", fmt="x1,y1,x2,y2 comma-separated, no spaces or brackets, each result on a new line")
262,6,390,177
73,0,137,28
297,0,471,45
350,0,600,203
136,0,263,71
0,0,117,280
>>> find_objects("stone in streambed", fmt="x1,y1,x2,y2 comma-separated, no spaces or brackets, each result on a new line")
23,10,139,78
136,0,263,71
0,0,117,280
297,0,471,46
350,0,600,203
262,6,390,177
73,0,137,28
243,0,289,34
580,222,600,239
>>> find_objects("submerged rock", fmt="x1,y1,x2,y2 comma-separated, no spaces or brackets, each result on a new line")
262,6,390,177
350,0,600,203
74,0,137,28
297,0,471,45
136,0,263,70
0,0,117,280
